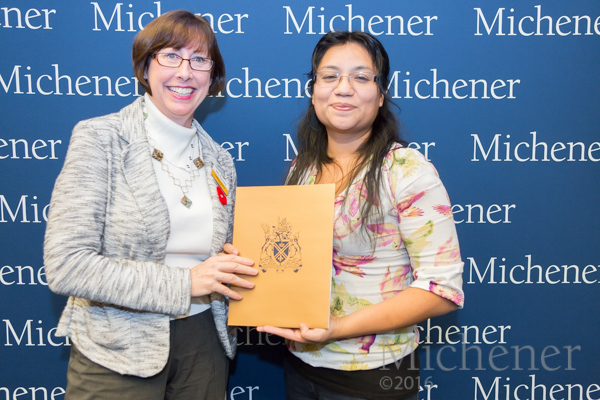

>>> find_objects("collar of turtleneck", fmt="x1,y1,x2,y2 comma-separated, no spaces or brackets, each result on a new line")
143,93,199,170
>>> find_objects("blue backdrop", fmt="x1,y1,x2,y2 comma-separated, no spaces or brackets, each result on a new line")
1,1,599,399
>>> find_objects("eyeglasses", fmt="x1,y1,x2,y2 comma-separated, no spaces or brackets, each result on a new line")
152,53,214,71
315,70,378,87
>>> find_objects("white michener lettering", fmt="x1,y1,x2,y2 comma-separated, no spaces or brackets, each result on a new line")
388,69,520,100
91,1,161,32
0,6,56,29
472,132,600,162
473,374,595,400
418,318,511,345
283,133,298,162
452,203,515,224
2,319,71,346
0,195,49,223
235,327,283,346
90,2,248,34
229,386,260,400
283,5,437,36
0,137,61,160
0,265,47,286
0,386,66,399
475,5,600,36
0,64,142,97
221,141,249,161
407,141,435,161
199,11,248,34
220,68,308,99
468,255,600,284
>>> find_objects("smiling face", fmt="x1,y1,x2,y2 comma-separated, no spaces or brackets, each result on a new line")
145,46,212,127
312,42,384,143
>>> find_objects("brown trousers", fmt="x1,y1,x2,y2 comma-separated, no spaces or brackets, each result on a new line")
65,310,228,400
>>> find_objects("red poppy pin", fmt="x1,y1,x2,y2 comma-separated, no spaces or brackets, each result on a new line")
217,186,227,205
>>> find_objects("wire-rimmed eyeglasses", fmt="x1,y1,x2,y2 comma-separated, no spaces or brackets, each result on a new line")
315,70,378,87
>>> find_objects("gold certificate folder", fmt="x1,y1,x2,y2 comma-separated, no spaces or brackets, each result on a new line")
228,184,335,329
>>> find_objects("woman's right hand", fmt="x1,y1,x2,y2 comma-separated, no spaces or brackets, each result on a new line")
190,254,257,300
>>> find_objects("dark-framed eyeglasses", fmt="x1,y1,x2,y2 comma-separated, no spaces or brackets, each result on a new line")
152,53,214,71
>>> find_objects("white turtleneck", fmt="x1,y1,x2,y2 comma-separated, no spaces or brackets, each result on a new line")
144,93,213,317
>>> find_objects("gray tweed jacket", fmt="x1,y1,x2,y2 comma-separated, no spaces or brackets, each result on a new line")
44,97,237,377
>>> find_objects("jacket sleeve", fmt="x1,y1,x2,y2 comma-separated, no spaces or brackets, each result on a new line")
43,118,191,316
227,168,236,244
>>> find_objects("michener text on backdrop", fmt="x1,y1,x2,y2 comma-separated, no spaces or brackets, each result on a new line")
1,1,599,399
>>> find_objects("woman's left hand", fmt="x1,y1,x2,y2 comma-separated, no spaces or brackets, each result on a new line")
257,316,340,343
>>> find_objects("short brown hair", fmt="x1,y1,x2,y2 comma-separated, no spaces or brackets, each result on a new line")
132,10,225,96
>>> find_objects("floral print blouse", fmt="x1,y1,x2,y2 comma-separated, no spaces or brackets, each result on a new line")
288,144,465,370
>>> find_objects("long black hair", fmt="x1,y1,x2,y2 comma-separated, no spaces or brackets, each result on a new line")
286,31,407,238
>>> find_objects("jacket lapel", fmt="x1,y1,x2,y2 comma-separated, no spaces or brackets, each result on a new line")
120,99,170,261
200,140,230,256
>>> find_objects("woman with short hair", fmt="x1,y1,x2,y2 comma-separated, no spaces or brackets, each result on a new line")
44,10,256,399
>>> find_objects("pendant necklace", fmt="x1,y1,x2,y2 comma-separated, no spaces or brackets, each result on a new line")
143,99,204,208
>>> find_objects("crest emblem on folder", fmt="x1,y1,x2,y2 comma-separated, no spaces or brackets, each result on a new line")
259,218,302,273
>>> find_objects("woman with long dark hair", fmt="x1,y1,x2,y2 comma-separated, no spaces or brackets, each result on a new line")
260,31,464,400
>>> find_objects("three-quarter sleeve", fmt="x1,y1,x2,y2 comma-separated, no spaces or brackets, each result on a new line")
387,147,464,307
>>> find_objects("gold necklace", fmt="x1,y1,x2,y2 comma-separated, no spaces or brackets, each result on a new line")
149,142,204,208
143,99,204,208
